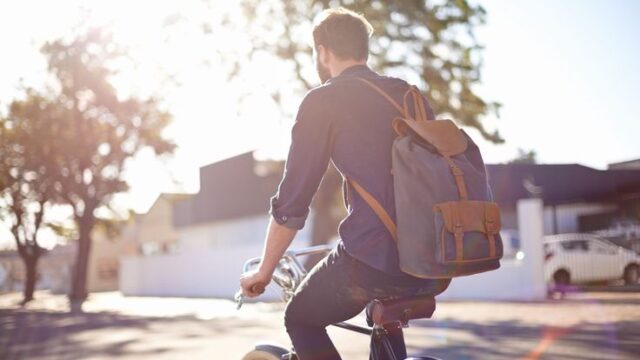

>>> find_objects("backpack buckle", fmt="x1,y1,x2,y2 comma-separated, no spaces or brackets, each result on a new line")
450,165,464,176
485,220,496,234
453,224,464,261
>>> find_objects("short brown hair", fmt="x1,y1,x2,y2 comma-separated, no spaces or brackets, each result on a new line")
312,8,373,61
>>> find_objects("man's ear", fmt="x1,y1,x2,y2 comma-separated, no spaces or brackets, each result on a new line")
317,44,331,66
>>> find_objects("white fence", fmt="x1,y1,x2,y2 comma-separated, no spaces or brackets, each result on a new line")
121,244,288,300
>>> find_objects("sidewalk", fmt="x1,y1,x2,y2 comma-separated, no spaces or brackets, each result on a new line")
1,291,639,359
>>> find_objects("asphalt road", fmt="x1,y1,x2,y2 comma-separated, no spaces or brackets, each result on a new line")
1,291,639,359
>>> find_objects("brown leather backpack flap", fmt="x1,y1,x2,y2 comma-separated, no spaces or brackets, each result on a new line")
394,119,468,156
434,201,501,234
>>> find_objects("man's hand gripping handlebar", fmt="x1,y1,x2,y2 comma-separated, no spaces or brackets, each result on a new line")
236,266,269,310
235,245,333,310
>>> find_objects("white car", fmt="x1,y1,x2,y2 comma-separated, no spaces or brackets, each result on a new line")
544,233,640,286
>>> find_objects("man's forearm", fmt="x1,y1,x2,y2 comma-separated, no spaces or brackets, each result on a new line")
257,217,298,277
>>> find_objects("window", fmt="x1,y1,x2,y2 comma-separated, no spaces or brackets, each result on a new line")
590,240,616,254
561,240,589,252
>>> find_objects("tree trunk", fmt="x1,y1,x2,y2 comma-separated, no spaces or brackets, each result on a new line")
18,249,40,305
69,217,94,307
23,255,38,304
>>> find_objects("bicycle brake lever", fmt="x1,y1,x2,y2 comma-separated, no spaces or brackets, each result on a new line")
234,290,244,310
235,284,265,310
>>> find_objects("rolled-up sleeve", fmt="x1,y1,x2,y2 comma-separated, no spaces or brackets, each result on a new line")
269,91,332,230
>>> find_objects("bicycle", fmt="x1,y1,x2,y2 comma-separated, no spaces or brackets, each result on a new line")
236,244,443,360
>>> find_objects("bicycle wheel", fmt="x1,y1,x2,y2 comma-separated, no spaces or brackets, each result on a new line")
242,343,290,360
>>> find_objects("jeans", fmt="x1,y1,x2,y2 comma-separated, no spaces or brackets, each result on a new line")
284,243,451,360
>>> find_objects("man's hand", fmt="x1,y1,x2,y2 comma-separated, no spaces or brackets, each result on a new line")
240,269,271,298
240,218,298,299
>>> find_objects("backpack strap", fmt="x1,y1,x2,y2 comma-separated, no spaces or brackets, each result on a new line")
348,177,399,242
357,77,470,202
443,155,469,201
357,78,431,121
348,78,428,242
357,78,408,118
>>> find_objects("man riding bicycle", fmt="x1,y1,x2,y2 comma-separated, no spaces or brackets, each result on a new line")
240,8,451,360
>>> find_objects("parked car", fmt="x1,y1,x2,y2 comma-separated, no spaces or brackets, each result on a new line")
544,233,640,286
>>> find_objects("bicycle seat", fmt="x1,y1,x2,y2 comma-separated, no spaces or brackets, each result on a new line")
365,294,436,327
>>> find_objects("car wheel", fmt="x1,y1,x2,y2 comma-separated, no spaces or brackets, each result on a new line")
553,270,571,286
624,264,639,285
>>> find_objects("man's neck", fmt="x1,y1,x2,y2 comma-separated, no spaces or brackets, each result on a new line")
330,60,367,78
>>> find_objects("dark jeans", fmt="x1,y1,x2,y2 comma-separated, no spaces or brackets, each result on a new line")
284,243,450,360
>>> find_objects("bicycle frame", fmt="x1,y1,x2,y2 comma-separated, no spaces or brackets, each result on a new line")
239,244,409,360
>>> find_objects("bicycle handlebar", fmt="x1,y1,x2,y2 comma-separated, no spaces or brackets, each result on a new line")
236,244,334,308
241,244,333,273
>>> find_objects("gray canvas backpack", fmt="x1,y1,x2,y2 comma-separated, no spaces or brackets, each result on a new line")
348,78,503,279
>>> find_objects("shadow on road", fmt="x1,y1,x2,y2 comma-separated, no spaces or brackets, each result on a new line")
407,318,640,360
2,292,640,360
0,309,171,359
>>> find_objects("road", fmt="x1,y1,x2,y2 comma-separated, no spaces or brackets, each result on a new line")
1,291,639,359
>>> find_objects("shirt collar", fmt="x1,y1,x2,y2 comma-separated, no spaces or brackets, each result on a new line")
327,64,373,83
339,64,372,76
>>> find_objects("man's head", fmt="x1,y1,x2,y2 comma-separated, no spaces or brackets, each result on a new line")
312,8,373,83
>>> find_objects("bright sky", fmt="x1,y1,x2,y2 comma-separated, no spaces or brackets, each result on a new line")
1,0,639,247
475,0,640,170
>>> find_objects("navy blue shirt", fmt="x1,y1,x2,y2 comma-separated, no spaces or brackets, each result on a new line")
270,65,435,277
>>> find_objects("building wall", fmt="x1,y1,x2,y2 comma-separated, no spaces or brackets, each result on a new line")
87,239,135,292
2,195,186,295
608,159,640,170
121,214,315,298
0,254,26,293
176,215,272,251
1,237,131,295
501,201,617,235
136,195,181,254
543,203,617,234
500,205,518,231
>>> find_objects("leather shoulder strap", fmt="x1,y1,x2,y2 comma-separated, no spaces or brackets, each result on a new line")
348,177,398,242
357,78,431,122
357,78,408,118
351,78,405,242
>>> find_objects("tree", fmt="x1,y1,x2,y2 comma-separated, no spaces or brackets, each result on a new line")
508,148,538,164
0,93,60,304
31,29,175,306
44,29,175,305
234,0,502,140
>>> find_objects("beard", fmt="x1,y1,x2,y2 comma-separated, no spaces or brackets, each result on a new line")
315,56,332,84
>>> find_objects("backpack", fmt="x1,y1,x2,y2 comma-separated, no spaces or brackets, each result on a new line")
348,78,503,279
